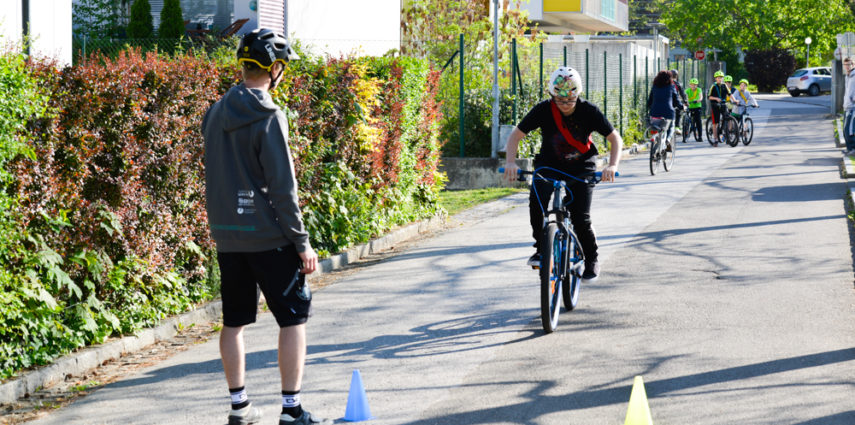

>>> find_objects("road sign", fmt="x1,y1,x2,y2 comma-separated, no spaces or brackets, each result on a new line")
695,50,705,60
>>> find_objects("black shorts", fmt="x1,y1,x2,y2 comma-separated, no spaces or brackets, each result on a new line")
217,245,311,328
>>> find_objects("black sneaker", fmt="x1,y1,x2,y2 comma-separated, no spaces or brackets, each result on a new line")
526,252,541,267
582,261,600,281
279,410,333,425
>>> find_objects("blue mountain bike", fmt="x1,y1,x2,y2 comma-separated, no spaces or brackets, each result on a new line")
501,166,616,333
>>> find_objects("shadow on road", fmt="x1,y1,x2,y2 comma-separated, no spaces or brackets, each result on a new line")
400,348,855,425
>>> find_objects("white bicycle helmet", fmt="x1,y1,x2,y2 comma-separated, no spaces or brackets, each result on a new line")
548,66,583,97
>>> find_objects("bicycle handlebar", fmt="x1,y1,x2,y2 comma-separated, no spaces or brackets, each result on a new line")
498,167,619,182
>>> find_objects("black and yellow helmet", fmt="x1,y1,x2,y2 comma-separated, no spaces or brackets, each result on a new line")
236,28,299,71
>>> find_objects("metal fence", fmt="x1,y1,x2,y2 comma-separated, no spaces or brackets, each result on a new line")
434,36,716,157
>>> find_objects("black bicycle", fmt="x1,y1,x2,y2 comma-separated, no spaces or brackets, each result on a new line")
646,116,675,175
733,105,757,145
705,103,738,147
500,166,616,333
680,109,691,143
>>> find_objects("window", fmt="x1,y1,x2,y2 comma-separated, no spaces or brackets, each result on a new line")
601,0,615,21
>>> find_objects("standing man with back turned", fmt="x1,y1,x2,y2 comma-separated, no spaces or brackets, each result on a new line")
203,28,331,425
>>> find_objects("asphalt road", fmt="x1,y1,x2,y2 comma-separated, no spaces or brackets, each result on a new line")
28,93,855,425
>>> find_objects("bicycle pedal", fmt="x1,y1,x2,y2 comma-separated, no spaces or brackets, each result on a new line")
531,265,540,270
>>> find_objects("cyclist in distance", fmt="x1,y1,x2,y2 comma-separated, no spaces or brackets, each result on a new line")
708,70,729,146
503,66,622,281
647,70,682,144
685,78,704,141
733,79,758,119
670,70,689,138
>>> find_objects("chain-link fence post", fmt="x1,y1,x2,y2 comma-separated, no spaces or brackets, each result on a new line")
512,38,517,123
603,51,607,119
458,33,465,158
619,53,623,136
539,41,544,98
585,48,589,99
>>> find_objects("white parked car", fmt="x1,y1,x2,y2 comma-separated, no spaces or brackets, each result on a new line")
787,67,831,97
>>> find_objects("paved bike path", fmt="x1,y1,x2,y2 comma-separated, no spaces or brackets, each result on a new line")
29,98,855,424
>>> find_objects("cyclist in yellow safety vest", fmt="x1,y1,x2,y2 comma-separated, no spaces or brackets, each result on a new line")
732,78,758,120
685,78,704,142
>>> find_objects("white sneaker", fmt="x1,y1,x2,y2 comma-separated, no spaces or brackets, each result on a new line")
228,404,263,425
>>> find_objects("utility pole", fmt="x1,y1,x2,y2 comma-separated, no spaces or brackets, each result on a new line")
649,22,666,71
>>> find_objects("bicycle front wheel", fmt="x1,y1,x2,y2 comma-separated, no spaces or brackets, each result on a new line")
562,232,582,311
681,115,690,143
705,117,714,145
742,117,754,145
724,116,739,147
540,223,564,333
649,135,661,176
663,135,675,172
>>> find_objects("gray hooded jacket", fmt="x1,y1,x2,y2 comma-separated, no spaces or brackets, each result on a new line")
202,84,310,253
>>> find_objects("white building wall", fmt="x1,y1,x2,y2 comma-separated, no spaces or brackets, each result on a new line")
286,0,400,57
0,2,24,45
1,0,72,66
29,0,73,65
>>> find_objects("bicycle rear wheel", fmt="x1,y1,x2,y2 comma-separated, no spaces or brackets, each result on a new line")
562,232,582,311
540,223,563,333
663,135,675,172
649,134,661,176
741,117,754,145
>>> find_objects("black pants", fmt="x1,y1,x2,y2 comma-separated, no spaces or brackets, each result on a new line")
529,171,598,264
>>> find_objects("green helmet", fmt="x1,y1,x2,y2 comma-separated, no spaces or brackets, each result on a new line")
724,75,733,82
739,78,749,85
689,78,699,85
714,70,724,78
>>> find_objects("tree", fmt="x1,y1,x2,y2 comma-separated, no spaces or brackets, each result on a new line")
127,0,154,39
73,0,126,38
626,0,663,35
658,0,855,65
159,0,185,39
158,0,185,39
744,48,796,92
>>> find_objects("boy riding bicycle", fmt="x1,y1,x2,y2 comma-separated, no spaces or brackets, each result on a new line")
503,67,622,281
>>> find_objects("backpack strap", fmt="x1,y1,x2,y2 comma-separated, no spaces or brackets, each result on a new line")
550,100,592,154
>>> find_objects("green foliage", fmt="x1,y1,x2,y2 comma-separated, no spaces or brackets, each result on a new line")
402,0,544,158
744,48,796,92
158,0,185,40
274,53,444,256
128,0,154,39
659,0,855,65
0,44,445,379
73,0,127,39
0,49,223,379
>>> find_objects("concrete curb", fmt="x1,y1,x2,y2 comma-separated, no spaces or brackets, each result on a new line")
843,155,855,179
0,213,447,404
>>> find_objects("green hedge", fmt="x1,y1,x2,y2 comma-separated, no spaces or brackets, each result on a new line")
0,48,443,380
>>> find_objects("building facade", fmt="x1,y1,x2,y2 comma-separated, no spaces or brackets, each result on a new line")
2,0,73,65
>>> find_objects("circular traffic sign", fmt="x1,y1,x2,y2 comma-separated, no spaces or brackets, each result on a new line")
695,50,705,60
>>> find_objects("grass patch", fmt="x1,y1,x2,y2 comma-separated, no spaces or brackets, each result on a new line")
439,187,527,216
